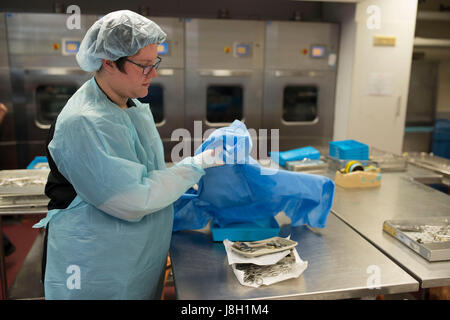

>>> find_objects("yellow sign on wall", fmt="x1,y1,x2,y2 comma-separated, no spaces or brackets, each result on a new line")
373,35,397,47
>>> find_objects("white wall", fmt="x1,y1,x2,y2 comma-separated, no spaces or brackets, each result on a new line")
322,3,356,141
325,0,418,154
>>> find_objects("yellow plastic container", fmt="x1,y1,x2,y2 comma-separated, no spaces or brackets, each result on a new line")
335,168,381,189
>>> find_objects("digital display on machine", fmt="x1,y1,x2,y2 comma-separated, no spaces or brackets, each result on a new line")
233,43,251,57
62,39,81,55
311,45,326,58
157,42,169,55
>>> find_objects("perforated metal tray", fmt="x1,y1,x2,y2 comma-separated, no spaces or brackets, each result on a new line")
369,148,407,172
405,152,450,177
285,159,328,172
383,217,450,262
0,194,49,209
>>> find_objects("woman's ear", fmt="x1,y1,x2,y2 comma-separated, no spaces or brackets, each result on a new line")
101,59,116,74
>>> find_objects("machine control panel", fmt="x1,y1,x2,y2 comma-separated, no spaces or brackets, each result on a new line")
61,38,81,55
157,42,169,56
233,42,251,58
310,45,326,58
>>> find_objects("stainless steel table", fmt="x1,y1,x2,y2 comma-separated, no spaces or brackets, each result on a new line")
170,214,419,300
329,164,450,288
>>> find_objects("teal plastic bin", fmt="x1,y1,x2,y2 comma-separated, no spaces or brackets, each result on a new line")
210,217,280,242
26,156,49,169
270,146,321,166
329,140,369,160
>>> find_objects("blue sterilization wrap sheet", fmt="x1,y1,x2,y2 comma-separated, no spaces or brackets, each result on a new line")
173,120,335,231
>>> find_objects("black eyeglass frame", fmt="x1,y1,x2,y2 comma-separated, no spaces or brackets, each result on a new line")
124,56,162,75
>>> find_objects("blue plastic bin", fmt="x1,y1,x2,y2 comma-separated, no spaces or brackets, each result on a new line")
329,139,369,160
210,217,280,242
269,146,321,166
26,156,49,169
432,119,450,159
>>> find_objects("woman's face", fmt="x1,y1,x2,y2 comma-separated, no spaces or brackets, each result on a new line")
114,44,159,99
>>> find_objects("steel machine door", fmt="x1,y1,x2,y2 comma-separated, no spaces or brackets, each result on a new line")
0,13,16,169
263,21,339,151
138,17,185,161
185,19,264,153
6,13,97,168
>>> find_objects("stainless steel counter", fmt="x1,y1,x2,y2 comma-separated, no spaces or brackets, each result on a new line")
0,207,47,216
170,214,418,300
329,163,450,288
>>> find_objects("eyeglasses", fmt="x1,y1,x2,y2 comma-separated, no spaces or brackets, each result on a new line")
125,56,161,75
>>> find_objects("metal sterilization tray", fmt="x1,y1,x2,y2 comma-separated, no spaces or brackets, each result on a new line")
0,169,49,196
369,148,408,172
383,217,450,262
286,159,328,173
0,194,49,209
405,152,450,177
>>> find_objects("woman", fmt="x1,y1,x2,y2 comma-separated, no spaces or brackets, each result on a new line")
34,10,222,300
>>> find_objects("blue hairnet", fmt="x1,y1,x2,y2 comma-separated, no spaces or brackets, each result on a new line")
76,10,167,72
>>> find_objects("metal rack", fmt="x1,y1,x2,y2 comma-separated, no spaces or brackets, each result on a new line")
0,170,49,213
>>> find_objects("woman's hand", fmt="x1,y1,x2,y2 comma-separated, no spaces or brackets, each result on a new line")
192,148,225,169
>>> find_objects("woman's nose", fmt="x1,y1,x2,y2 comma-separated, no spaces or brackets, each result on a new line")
149,67,158,79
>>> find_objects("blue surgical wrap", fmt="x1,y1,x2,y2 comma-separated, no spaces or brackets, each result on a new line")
173,120,335,231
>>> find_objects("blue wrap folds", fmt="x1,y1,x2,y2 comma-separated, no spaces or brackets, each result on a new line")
173,120,335,231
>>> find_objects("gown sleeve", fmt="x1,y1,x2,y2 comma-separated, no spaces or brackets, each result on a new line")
49,113,205,222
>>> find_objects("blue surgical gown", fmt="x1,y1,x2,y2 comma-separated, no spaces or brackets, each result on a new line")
34,77,205,299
